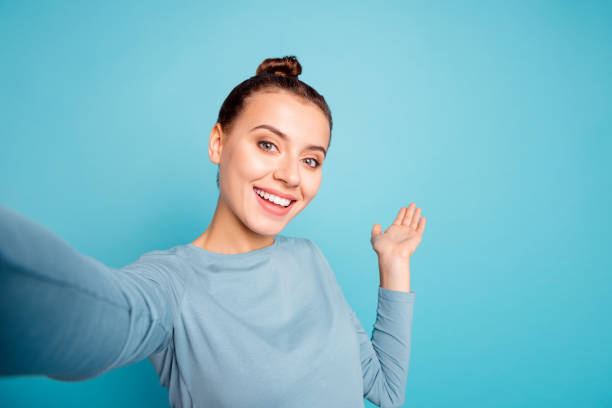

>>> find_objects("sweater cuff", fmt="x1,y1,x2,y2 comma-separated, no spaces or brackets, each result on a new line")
378,286,416,303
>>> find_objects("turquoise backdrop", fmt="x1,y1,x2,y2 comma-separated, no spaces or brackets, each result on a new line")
1,1,611,407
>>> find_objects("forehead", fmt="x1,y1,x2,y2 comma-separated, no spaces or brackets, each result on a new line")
235,90,330,145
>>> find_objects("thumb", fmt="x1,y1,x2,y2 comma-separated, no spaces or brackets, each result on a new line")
371,223,382,237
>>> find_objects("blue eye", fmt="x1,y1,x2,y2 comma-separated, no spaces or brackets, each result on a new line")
258,141,278,152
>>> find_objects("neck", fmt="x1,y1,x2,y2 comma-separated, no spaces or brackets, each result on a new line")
192,194,275,254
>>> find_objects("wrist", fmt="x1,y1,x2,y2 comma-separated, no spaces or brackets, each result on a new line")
378,256,411,292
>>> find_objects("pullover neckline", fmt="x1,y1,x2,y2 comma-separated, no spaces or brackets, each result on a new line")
183,235,283,263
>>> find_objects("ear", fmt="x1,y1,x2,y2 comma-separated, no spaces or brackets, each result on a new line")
208,123,225,165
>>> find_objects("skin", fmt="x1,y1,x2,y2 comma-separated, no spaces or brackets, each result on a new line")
192,89,329,254
192,88,426,292
371,203,426,292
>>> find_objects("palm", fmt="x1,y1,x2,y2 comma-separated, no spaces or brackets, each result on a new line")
371,203,426,260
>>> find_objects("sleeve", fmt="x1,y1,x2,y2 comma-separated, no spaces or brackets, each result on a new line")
307,239,416,408
0,205,186,382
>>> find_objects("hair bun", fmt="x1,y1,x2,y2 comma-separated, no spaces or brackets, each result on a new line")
256,56,302,78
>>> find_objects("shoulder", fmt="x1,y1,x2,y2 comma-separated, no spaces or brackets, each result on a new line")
118,245,190,304
276,235,328,264
121,245,189,278
138,245,183,259
276,234,317,253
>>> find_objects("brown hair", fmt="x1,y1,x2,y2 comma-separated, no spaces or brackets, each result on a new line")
215,56,333,188
217,56,332,134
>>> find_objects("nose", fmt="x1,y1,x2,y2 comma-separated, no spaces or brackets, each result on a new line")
273,155,300,187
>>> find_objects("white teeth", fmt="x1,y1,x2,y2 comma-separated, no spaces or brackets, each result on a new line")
255,188,292,207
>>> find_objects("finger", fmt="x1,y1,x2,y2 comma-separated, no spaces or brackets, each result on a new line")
402,202,416,226
417,217,426,234
392,207,406,226
410,207,421,229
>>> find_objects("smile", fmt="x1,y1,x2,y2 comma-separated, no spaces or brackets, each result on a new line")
253,186,297,215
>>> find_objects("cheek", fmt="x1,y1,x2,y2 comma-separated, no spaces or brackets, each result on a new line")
301,173,322,200
226,145,270,179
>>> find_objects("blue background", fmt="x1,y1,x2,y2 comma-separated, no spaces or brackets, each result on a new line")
1,1,611,407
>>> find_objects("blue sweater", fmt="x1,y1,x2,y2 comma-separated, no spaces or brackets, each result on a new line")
0,205,416,408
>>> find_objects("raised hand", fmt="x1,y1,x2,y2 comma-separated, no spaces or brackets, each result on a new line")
371,203,426,292
371,203,426,261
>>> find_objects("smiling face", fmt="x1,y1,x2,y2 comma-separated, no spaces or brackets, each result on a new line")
208,89,331,236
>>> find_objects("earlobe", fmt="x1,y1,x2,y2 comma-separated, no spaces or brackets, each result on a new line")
208,123,224,165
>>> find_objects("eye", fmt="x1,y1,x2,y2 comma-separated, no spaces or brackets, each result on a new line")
303,158,320,168
258,140,278,152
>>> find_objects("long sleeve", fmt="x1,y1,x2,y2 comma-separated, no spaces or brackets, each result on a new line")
346,287,415,408
0,205,185,381
307,239,416,408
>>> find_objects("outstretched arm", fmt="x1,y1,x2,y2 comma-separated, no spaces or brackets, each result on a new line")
0,205,185,381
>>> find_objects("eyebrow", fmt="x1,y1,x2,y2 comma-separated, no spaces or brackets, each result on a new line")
249,124,327,158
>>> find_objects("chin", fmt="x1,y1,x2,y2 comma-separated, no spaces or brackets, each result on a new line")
244,213,293,236
250,220,288,236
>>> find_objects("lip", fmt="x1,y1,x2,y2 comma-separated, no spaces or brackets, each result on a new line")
253,185,297,201
254,188,296,216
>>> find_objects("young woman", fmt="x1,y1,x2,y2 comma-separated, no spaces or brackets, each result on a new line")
0,56,426,408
